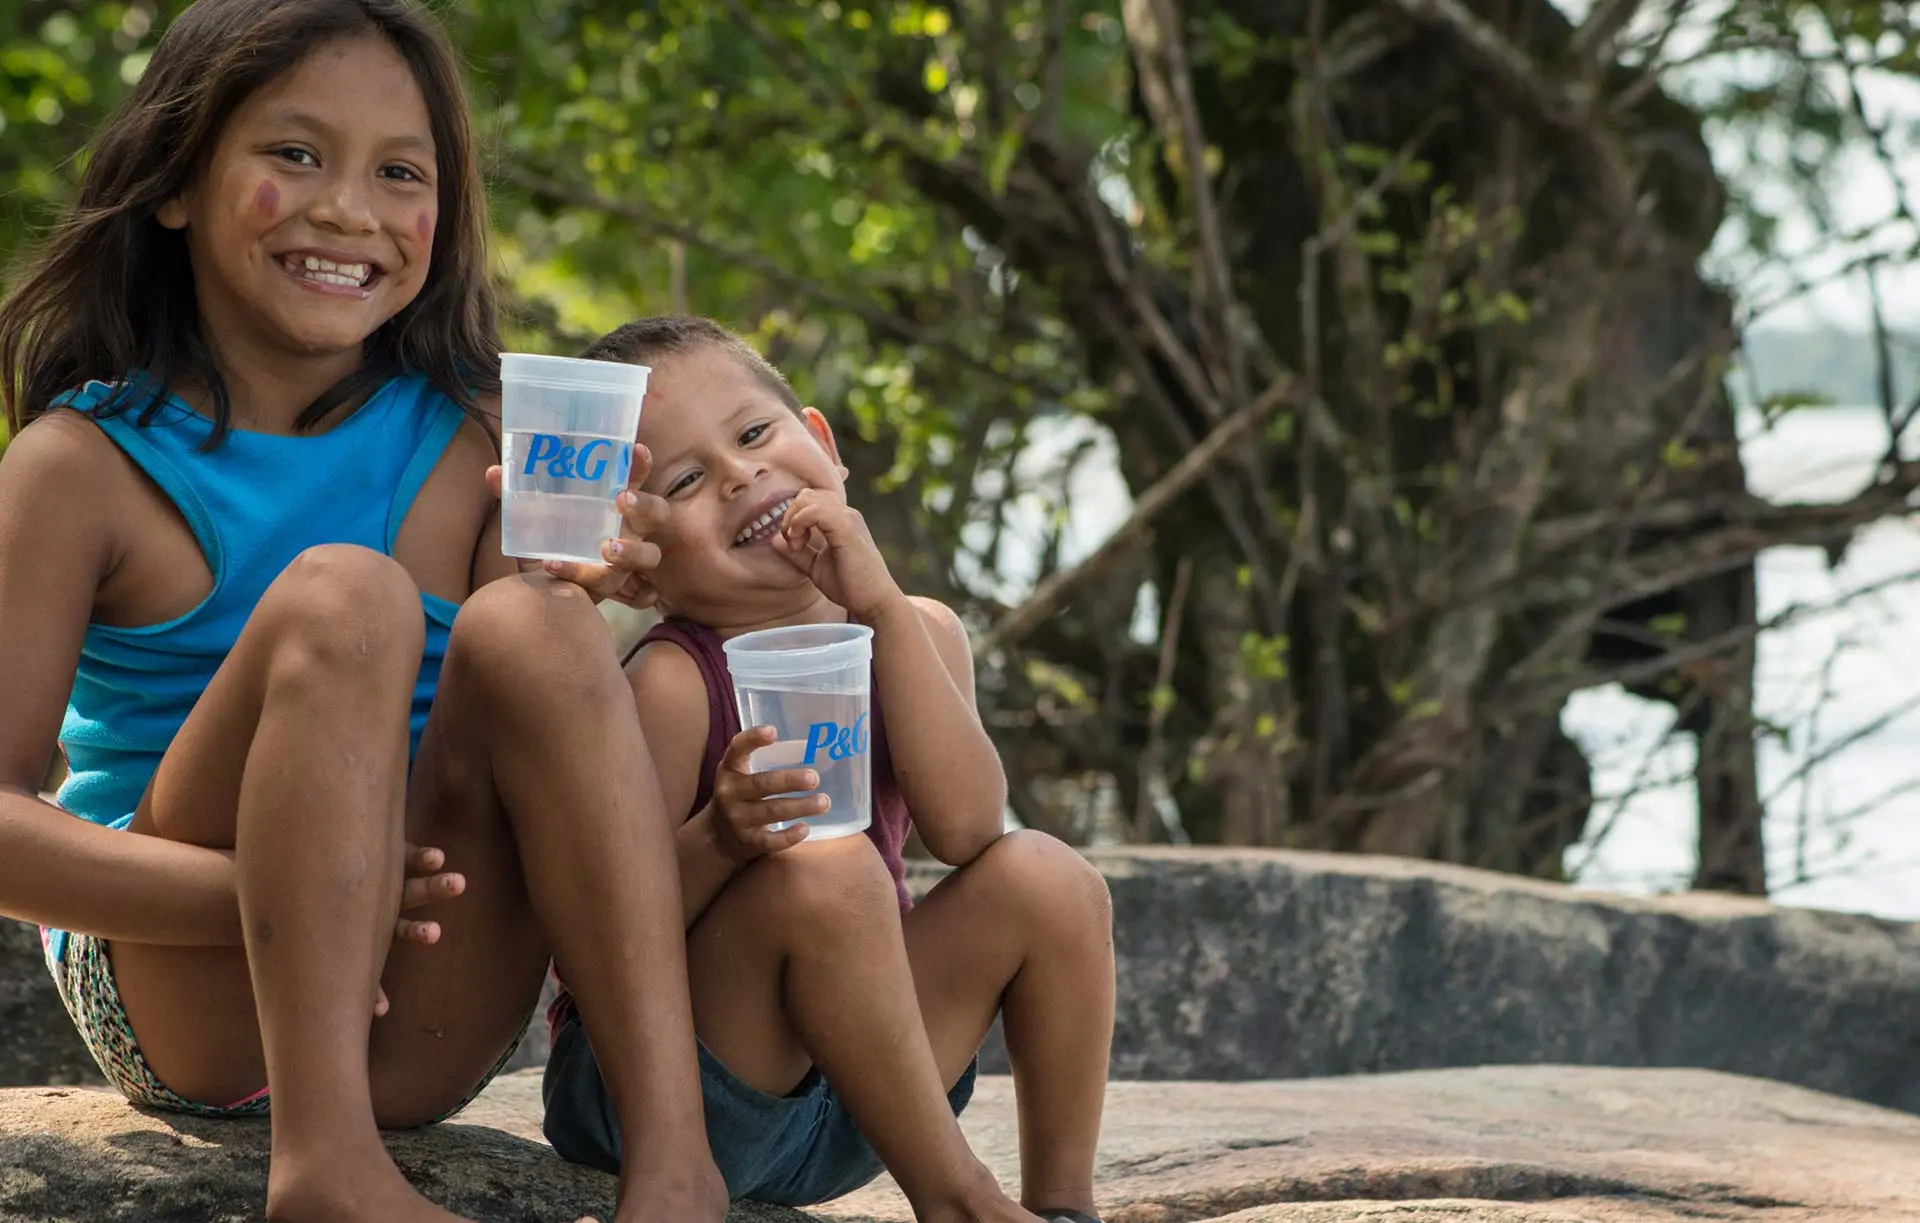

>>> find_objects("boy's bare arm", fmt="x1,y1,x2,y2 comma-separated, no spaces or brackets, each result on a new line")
628,642,741,925
865,593,1007,865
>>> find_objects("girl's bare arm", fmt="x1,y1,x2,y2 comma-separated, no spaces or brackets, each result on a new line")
0,416,243,945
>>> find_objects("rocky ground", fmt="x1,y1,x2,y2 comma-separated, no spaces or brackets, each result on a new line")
5,1064,1916,1222
12,849,1920,1115
5,848,1915,1220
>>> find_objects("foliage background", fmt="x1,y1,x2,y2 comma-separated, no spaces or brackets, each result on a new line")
4,0,1918,895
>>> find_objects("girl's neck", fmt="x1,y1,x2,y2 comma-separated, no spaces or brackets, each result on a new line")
186,334,366,435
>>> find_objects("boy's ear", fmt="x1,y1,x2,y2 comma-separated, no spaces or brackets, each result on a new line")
800,407,848,479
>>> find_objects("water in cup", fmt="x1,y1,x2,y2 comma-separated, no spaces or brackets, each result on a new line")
498,353,650,565
501,429,631,562
737,690,873,839
724,623,876,840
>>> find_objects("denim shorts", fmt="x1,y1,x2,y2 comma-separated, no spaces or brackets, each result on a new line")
542,1017,978,1206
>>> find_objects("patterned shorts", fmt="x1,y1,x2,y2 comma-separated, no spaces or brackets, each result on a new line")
42,927,527,1121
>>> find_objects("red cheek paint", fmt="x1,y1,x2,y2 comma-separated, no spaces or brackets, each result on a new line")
253,179,280,219
415,211,434,243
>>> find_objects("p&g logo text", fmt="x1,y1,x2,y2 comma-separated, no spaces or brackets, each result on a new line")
521,434,631,485
802,713,871,765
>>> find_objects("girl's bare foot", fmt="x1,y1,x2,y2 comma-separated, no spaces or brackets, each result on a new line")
265,1146,472,1223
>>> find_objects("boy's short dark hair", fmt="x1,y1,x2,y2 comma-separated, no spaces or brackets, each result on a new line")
580,317,803,415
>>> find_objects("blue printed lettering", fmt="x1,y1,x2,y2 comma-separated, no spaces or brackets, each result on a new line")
522,433,562,476
576,438,613,482
802,722,837,766
801,714,871,765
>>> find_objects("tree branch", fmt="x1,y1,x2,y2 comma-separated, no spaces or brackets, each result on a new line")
1573,0,1649,64
1381,0,1639,230
1145,0,1248,402
977,374,1296,658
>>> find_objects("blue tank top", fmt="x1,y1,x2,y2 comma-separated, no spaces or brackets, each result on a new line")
51,374,464,840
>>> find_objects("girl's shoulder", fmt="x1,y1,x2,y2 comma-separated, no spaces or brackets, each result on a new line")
0,405,132,578
4,398,131,488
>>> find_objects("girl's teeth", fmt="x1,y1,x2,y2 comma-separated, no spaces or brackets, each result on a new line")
286,255,372,286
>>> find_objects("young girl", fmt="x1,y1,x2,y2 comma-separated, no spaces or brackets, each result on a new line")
539,317,1116,1223
0,4,724,1222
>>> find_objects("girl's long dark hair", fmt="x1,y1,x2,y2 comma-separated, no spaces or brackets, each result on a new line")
0,0,500,446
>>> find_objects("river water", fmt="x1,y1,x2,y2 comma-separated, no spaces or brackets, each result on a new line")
990,405,1920,922
1565,405,1920,920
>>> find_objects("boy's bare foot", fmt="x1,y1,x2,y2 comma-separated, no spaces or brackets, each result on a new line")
608,1156,731,1223
917,1166,1048,1223
266,1147,472,1223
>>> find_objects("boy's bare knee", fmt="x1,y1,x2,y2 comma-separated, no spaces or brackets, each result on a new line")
745,838,900,930
979,829,1112,929
258,545,424,680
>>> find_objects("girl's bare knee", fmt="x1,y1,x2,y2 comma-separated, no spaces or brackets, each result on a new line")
255,545,424,695
259,545,425,673
446,574,618,700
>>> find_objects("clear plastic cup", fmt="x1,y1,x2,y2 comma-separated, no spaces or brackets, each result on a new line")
723,623,875,840
499,353,650,564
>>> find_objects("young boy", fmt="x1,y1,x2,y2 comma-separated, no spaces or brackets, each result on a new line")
540,317,1115,1223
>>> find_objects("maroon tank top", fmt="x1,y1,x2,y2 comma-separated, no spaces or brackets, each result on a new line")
636,616,915,913
548,616,916,1037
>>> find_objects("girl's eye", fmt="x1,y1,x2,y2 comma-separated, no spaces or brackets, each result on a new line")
740,423,769,445
379,164,426,184
273,147,317,167
665,471,700,497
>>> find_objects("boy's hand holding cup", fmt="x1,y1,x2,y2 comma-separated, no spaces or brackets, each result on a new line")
704,726,828,862
485,351,668,607
483,445,669,607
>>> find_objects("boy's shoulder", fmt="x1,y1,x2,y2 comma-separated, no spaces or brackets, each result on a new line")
906,595,967,641
902,596,975,683
627,629,711,706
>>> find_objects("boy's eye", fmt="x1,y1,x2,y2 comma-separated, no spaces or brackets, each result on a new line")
740,423,769,445
665,470,700,497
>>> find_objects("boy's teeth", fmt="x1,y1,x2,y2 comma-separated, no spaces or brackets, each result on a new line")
734,497,795,546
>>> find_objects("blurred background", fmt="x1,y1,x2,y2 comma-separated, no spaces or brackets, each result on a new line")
4,0,1918,918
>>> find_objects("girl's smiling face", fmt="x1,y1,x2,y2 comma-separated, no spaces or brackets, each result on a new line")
637,346,848,629
158,33,437,367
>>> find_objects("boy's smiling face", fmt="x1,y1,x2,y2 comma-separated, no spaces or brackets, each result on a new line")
636,345,848,629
